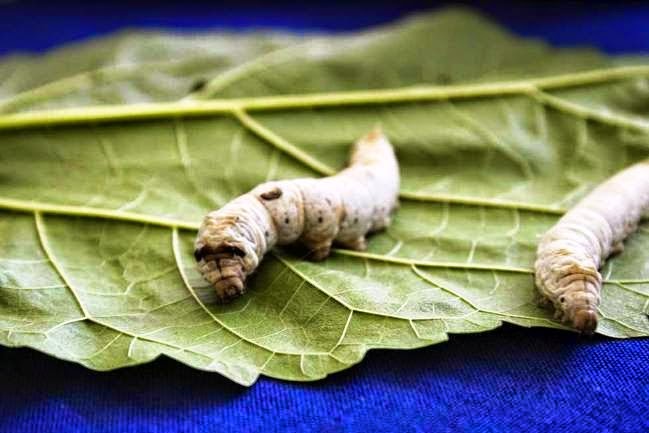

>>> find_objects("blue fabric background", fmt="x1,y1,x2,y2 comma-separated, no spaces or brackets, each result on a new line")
0,1,648,432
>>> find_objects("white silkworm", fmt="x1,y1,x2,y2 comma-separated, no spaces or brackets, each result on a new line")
535,161,649,333
194,128,400,302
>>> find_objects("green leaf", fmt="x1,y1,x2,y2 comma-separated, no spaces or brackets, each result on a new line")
0,30,305,113
1,8,649,385
192,9,609,98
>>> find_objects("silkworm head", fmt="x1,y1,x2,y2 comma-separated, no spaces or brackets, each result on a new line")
194,243,249,303
573,310,598,335
558,290,599,334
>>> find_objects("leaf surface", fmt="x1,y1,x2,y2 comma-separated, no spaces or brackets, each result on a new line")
1,9,649,385
0,30,305,112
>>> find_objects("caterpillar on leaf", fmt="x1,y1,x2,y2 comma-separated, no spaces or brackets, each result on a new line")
194,128,400,303
535,161,649,334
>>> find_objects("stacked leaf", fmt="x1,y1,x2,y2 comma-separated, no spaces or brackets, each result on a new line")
0,9,648,385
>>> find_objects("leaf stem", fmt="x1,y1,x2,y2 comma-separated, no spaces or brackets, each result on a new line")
0,65,648,130
399,191,565,214
531,90,649,130
33,211,91,318
0,197,200,230
233,108,337,176
0,193,564,232
333,249,534,274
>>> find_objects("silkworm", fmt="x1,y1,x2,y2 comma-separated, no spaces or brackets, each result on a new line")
534,161,649,333
194,128,400,302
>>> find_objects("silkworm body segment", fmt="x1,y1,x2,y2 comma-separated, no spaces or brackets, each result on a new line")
195,129,399,302
534,161,649,333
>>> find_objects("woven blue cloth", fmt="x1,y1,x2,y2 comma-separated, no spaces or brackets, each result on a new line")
1,2,648,432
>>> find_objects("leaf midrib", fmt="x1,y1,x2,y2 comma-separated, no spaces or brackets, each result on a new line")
1,64,646,224
0,65,648,131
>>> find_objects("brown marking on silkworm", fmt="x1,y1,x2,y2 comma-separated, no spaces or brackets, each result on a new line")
260,187,283,200
195,128,399,302
534,161,649,333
